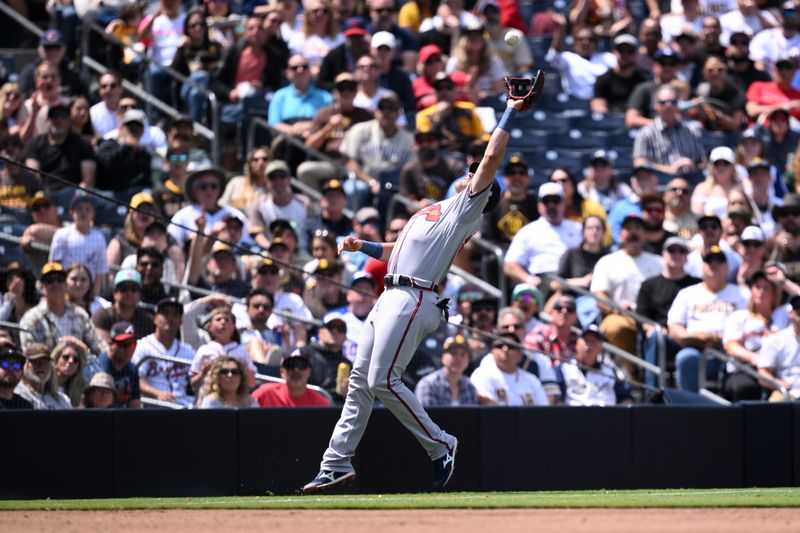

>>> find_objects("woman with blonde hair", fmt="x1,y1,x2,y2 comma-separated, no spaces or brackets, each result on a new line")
198,355,257,408
691,146,740,218
446,23,506,101
220,145,270,211
106,193,158,272
51,337,88,408
0,82,23,134
287,0,344,76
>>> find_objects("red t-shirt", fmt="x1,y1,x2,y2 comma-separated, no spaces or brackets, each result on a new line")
745,82,800,122
364,257,387,294
234,46,267,86
252,382,330,407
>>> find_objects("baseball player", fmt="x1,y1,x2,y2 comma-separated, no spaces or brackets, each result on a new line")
302,74,545,494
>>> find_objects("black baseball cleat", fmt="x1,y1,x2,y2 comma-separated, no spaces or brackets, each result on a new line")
302,470,356,494
432,439,458,490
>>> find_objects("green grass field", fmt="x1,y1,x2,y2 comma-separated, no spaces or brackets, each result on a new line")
2,488,800,511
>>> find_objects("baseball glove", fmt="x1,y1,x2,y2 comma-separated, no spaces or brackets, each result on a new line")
505,70,546,111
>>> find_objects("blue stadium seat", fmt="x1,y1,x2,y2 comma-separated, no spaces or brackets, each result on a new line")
608,129,638,150
529,109,570,133
701,130,741,153
538,92,591,114
508,126,549,150
547,129,608,150
570,112,626,132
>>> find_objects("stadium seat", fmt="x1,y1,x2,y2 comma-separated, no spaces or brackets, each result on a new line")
547,129,608,150
529,110,570,133
570,112,626,132
608,129,638,150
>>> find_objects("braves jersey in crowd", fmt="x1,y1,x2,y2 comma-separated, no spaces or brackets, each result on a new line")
133,335,197,407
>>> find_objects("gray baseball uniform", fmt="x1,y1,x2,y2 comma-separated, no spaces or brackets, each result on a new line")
319,181,493,472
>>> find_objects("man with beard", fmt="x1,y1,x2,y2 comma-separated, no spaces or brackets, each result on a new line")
0,342,33,409
592,34,649,115
638,237,701,388
663,178,698,239
21,102,96,190
749,1,800,73
525,294,580,363
471,331,548,406
399,131,464,205
504,182,582,291
640,193,676,254
323,272,378,363
726,32,771,95
770,195,800,282
133,247,175,307
14,343,71,409
591,215,663,355
480,155,538,250
305,317,352,403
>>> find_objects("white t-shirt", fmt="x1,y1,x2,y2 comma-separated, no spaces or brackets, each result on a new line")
559,360,620,406
190,340,255,375
169,204,248,247
49,226,109,280
505,217,582,275
324,308,369,363
90,101,120,137
481,350,558,398
590,250,663,307
288,32,345,67
669,0,737,16
149,13,186,66
133,334,197,407
470,356,549,406
249,195,309,250
719,9,778,46
667,282,748,335
353,87,407,127
723,306,789,372
544,49,615,100
758,324,800,396
660,15,704,43
749,28,800,72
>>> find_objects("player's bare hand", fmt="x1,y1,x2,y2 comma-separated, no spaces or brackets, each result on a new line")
507,98,525,112
338,235,362,255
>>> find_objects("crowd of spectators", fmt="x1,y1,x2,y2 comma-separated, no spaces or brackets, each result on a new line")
2,0,800,412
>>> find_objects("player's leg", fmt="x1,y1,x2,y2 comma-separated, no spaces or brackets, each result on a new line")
318,309,377,473
366,289,456,461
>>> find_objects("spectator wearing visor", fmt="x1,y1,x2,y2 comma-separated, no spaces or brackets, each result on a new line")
252,348,331,407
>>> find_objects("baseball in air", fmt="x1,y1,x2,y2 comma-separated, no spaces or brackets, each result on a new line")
505,29,522,48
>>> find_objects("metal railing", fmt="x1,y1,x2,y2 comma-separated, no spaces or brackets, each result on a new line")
247,117,345,175
80,21,220,164
547,273,667,388
700,348,791,403
135,353,334,407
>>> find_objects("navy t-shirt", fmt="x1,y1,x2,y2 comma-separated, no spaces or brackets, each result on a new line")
97,353,141,407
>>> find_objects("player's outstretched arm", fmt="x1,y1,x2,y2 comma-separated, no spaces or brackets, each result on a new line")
339,235,395,263
470,98,525,194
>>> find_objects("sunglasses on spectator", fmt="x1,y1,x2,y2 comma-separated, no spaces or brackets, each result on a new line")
114,340,137,349
699,223,721,231
310,8,329,14
713,160,732,167
289,64,309,72
219,367,241,377
667,187,690,194
42,274,66,284
168,154,189,163
657,98,678,106
283,358,310,370
116,284,140,293
378,104,399,113
704,256,727,265
472,303,495,313
194,181,220,190
60,354,80,362
541,196,561,205
250,156,269,162
268,171,290,180
325,323,346,333
666,246,688,255
553,302,576,313
0,358,23,371
118,104,135,111
503,323,524,331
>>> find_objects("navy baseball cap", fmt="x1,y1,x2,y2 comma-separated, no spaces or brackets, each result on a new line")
581,324,605,341
282,347,312,367
350,271,375,287
41,29,65,47
654,47,679,63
